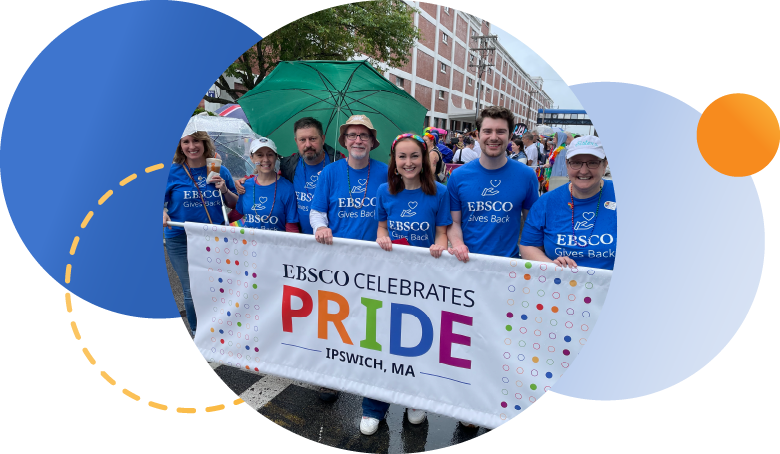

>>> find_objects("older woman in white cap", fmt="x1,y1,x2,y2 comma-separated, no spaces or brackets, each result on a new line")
163,130,237,335
229,137,299,231
520,135,617,270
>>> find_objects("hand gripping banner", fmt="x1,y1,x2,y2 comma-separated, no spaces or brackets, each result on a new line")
185,222,611,428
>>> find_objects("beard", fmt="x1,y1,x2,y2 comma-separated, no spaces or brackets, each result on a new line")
480,141,506,157
302,147,324,163
348,146,369,160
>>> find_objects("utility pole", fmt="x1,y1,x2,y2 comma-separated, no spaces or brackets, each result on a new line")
469,33,498,126
529,89,549,127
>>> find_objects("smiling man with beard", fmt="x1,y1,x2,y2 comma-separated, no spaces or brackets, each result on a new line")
446,106,540,263
309,114,389,244
279,117,342,234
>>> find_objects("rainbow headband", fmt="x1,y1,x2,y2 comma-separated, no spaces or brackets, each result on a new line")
391,133,428,153
423,126,441,143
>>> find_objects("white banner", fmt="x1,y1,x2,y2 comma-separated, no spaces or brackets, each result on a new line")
186,222,611,428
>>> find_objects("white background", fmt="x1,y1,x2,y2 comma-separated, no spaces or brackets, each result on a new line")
1,0,778,452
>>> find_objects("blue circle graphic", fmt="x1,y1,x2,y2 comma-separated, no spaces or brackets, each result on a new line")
0,1,260,317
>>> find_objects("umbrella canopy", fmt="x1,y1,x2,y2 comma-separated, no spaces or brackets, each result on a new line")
182,115,259,178
535,125,554,136
238,60,428,163
214,103,249,124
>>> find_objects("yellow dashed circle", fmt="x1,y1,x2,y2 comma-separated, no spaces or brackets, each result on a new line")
64,164,243,414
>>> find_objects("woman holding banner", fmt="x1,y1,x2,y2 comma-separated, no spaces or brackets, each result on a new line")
229,137,300,232
163,131,237,336
357,134,452,435
519,136,617,270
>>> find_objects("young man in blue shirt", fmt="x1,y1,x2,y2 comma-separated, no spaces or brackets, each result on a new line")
447,106,540,262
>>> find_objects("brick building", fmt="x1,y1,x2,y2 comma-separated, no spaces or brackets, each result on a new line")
384,2,554,133
205,2,554,134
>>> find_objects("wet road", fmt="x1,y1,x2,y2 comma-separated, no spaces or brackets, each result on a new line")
165,245,488,452
212,364,489,453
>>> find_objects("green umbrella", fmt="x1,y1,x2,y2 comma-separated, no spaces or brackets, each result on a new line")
237,60,428,163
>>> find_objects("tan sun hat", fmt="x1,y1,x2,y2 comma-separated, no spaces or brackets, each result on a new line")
338,114,381,150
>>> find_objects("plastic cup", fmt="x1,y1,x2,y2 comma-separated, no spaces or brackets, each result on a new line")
206,158,222,174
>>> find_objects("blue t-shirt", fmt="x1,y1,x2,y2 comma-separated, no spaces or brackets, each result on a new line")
235,176,298,231
375,182,452,248
164,163,237,238
438,142,454,163
521,180,617,270
310,158,388,241
448,158,539,257
292,156,328,234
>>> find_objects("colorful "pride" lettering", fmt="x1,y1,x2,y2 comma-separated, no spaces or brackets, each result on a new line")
281,285,473,369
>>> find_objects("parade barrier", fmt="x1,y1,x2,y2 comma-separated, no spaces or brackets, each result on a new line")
180,222,611,428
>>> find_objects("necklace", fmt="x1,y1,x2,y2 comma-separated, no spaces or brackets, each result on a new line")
569,182,603,248
251,175,278,227
346,156,370,209
301,157,310,196
300,155,325,196
182,161,214,223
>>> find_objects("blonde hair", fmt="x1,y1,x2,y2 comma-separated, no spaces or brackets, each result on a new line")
173,131,216,164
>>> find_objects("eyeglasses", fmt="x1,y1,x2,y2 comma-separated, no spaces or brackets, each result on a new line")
567,160,603,169
345,133,372,141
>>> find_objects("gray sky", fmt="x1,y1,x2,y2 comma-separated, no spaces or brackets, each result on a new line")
492,25,592,135
492,26,582,109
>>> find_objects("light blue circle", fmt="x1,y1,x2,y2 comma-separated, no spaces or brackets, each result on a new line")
553,83,763,400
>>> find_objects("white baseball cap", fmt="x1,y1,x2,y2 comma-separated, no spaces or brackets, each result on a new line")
250,137,277,154
565,135,606,160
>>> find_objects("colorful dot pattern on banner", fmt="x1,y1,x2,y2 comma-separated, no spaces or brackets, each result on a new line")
495,260,607,418
192,226,267,369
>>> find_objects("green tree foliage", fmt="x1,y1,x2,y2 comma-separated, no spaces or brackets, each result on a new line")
192,108,216,117
205,0,420,105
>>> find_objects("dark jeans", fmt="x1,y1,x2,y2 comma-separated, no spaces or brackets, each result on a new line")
362,397,391,420
165,233,196,334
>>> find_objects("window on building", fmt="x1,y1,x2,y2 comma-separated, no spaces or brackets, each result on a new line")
467,78,473,86
395,76,405,88
469,54,474,62
439,90,445,100
444,6,450,14
488,68,492,76
440,62,447,73
442,32,448,44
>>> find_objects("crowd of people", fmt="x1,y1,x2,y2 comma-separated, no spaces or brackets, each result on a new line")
162,105,616,436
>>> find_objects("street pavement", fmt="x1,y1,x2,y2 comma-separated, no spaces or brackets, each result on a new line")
165,246,488,453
